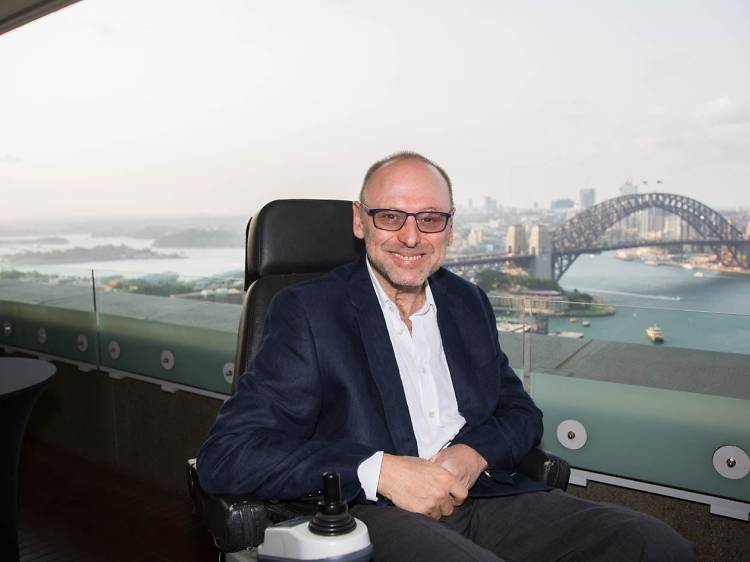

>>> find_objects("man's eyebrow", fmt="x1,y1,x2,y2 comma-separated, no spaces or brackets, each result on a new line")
374,205,451,212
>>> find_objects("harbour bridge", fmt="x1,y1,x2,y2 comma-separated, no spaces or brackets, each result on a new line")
445,192,749,281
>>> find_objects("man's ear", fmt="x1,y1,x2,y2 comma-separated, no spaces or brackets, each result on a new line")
447,208,455,246
353,201,365,240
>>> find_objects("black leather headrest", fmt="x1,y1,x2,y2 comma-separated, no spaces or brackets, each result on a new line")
245,199,364,286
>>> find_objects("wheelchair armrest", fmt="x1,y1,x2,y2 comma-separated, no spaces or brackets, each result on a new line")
187,458,272,552
517,448,570,491
188,459,323,553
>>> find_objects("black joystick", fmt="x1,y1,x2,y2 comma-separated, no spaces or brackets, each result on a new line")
308,472,357,536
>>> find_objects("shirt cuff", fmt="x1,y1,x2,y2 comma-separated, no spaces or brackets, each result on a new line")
356,451,384,502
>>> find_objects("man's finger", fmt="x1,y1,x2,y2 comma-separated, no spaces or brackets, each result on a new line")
449,480,469,505
439,496,455,518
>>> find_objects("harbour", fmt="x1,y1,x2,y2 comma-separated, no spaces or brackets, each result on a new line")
550,253,750,356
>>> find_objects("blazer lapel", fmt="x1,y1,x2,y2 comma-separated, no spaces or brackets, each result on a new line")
347,259,419,457
429,271,481,422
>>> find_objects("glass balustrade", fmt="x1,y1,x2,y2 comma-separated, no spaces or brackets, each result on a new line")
497,296,750,513
92,268,242,394
0,265,242,394
0,266,99,365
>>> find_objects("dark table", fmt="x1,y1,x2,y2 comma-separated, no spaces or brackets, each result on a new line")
1,357,56,562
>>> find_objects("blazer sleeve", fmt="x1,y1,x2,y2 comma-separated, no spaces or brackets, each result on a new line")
451,286,544,472
196,288,375,501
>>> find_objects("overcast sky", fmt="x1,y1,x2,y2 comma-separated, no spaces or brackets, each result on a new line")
1,0,749,221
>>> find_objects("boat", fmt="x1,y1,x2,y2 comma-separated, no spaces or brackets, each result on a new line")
496,321,532,333
693,271,704,278
582,320,591,327
569,317,578,323
682,263,694,270
555,330,584,339
646,325,665,343
614,250,635,261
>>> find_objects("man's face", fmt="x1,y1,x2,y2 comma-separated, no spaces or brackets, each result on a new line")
353,159,454,297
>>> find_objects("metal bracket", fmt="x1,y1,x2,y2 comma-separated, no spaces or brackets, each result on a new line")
569,468,750,521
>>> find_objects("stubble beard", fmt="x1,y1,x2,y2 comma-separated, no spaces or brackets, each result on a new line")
366,243,442,293
360,217,446,293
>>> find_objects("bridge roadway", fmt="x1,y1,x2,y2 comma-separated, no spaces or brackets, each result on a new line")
444,253,532,268
445,238,750,270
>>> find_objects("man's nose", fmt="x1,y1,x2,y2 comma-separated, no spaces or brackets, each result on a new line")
398,215,421,247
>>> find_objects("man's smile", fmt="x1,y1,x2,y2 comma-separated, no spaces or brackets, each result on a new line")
392,252,426,263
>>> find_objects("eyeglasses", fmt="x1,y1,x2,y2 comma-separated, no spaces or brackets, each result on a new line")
360,202,453,233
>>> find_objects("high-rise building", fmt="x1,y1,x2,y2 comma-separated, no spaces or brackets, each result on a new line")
618,181,640,232
506,224,527,254
639,207,667,239
579,188,596,209
551,198,575,210
663,213,686,240
467,226,484,246
619,180,638,196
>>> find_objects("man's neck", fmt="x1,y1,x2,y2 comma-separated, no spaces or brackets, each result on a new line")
391,286,426,322
367,259,427,323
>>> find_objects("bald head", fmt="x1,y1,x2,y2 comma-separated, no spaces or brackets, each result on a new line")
359,151,454,207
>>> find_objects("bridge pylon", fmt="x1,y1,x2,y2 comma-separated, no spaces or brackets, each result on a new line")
529,225,553,280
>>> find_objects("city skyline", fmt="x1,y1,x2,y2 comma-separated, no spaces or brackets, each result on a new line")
2,183,748,226
2,0,749,220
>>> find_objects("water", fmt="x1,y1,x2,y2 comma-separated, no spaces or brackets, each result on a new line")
0,234,244,279
552,253,750,355
2,236,749,355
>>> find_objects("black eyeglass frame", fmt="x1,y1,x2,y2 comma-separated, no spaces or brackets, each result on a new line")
359,202,454,233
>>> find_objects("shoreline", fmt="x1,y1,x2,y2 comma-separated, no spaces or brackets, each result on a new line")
562,306,616,317
614,252,750,277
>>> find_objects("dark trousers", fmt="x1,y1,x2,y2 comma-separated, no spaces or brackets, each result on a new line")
350,490,696,562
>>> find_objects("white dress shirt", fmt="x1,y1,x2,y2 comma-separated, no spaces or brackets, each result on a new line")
357,259,466,501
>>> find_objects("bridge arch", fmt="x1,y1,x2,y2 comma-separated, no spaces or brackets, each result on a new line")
552,193,745,279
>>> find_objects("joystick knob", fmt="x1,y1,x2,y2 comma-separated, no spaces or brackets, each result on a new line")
308,472,356,536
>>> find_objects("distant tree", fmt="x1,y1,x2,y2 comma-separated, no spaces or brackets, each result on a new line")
521,277,561,291
566,289,594,303
126,279,196,297
474,268,508,292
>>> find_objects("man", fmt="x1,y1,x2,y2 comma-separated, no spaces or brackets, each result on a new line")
198,152,694,561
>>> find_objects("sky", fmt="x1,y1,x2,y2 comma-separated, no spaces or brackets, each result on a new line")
1,0,749,221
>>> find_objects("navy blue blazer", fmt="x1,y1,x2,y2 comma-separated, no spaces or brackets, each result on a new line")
197,257,546,502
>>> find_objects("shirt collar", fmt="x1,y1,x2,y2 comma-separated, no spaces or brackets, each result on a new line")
365,256,436,317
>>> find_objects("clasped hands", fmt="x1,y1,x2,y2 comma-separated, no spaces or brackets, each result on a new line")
377,444,488,519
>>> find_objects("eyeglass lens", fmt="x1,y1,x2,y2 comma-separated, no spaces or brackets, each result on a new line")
373,210,449,232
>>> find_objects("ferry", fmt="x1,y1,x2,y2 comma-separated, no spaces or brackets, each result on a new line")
646,324,665,343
